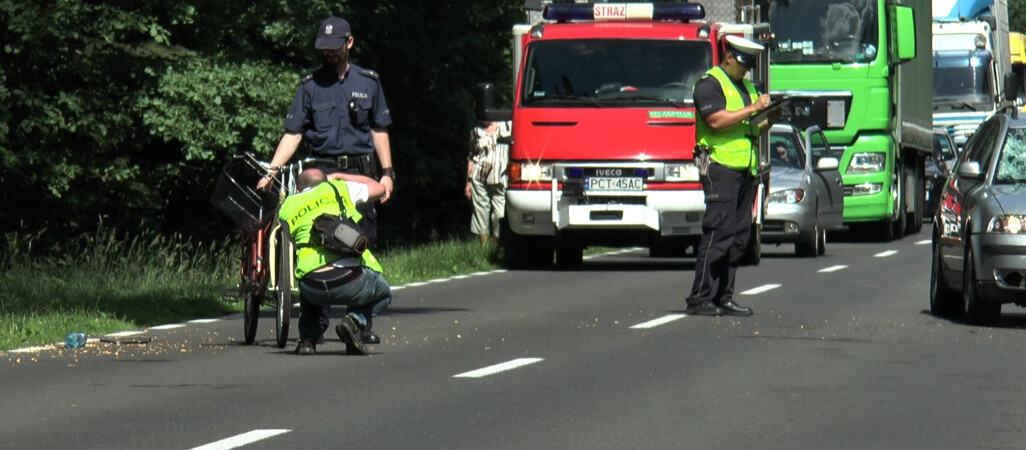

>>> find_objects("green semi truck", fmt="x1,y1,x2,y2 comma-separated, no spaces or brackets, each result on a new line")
764,0,933,240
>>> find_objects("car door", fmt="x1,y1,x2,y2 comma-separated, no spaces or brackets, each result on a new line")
804,126,844,229
940,119,1001,275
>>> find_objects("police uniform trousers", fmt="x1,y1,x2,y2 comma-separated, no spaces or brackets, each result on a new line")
306,158,380,340
686,162,757,306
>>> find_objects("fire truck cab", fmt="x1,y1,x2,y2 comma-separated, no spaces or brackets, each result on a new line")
478,1,772,268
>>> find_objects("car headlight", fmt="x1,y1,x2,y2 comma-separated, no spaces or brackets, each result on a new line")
665,163,700,182
511,162,553,182
847,152,886,174
987,215,1026,233
768,188,804,204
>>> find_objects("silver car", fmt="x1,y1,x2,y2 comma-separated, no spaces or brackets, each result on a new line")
761,124,844,257
931,112,1026,324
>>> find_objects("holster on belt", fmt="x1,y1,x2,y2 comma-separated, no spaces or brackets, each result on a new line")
694,145,712,177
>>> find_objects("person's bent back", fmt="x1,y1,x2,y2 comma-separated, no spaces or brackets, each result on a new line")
278,168,391,355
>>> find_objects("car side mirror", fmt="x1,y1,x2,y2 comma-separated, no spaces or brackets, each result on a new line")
815,157,839,171
957,161,983,180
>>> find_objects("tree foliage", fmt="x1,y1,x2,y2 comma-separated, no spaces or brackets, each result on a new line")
1,0,521,244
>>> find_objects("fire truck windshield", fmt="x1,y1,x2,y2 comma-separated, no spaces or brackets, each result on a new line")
767,0,879,64
520,39,712,107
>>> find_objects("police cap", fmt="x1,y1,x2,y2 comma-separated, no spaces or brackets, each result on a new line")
315,16,352,50
723,35,764,68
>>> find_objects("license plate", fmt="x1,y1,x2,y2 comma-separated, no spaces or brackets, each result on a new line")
585,177,644,191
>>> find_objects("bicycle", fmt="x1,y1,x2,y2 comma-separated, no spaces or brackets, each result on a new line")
211,153,312,348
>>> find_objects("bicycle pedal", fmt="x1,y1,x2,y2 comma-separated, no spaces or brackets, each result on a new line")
220,288,242,303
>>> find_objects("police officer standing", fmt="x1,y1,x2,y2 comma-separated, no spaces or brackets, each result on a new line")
685,35,777,317
260,15,394,347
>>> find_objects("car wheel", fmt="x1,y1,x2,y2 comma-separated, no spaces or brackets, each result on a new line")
961,240,1001,325
929,240,959,317
816,227,827,256
796,217,818,257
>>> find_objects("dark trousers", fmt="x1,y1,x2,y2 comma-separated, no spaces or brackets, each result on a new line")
306,159,380,340
687,162,756,306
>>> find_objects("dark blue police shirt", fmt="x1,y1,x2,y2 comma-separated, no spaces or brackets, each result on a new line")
693,74,755,121
284,63,392,156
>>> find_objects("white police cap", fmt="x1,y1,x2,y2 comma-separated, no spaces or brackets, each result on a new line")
724,35,764,67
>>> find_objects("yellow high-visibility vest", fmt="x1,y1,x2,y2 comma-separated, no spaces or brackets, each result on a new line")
695,66,759,175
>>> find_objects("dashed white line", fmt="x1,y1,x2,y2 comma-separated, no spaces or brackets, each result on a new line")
189,429,291,450
188,318,220,324
740,284,781,295
818,265,848,273
916,239,931,245
148,324,186,330
874,250,898,258
631,314,687,329
453,358,544,378
105,330,145,338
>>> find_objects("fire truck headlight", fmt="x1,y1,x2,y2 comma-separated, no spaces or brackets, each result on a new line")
520,162,553,182
665,163,700,181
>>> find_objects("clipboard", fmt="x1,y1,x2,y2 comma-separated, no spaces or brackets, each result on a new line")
749,96,791,132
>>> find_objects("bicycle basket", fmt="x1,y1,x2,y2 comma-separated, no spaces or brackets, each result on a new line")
210,155,281,233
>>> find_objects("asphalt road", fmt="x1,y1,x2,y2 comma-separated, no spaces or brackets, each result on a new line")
4,226,1026,450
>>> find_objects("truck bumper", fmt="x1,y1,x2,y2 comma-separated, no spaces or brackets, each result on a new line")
506,188,705,238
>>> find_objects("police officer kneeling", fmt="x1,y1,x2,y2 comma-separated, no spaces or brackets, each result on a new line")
279,168,392,355
685,35,779,317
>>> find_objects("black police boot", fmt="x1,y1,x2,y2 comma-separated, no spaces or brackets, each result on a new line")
685,301,725,316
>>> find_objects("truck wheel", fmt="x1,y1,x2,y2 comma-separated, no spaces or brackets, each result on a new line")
890,158,906,240
905,153,924,234
501,219,531,269
741,224,761,266
556,243,583,268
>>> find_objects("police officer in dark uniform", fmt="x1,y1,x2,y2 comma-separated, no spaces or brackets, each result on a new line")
685,35,777,317
260,15,394,348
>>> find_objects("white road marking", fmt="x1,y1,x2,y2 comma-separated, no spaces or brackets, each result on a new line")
631,314,687,329
105,330,145,338
148,324,186,330
189,429,291,450
454,358,544,378
188,318,220,324
874,250,898,258
916,239,931,245
818,265,848,273
740,284,781,295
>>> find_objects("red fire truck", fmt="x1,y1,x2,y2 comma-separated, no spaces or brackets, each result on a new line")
477,1,772,268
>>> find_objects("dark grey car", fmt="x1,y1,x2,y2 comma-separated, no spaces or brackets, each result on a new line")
931,113,1026,324
762,124,844,256
925,130,957,218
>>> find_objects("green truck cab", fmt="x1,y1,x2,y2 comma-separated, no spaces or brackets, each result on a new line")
766,0,933,240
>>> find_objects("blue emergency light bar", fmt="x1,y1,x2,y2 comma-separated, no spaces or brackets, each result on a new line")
544,2,706,22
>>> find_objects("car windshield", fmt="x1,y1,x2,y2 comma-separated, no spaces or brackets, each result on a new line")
995,128,1026,184
520,39,712,107
769,131,805,169
766,0,879,64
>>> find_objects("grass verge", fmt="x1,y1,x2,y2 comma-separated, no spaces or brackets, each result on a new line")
0,229,505,352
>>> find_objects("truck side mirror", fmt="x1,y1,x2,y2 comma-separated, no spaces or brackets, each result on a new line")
1004,73,1020,102
475,83,512,122
889,5,916,62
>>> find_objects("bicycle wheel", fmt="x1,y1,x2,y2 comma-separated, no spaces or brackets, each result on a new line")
275,229,293,349
241,238,262,345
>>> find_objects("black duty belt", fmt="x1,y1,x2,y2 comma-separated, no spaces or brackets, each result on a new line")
310,154,374,171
